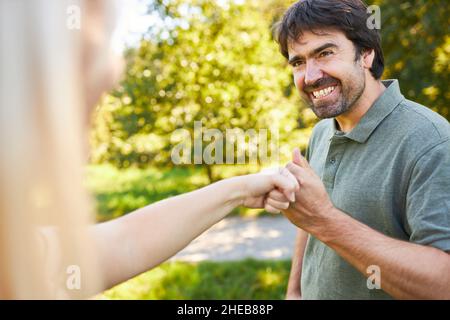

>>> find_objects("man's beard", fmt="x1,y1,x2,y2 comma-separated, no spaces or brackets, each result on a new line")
303,71,365,119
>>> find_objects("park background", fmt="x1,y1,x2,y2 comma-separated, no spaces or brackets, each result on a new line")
86,0,450,299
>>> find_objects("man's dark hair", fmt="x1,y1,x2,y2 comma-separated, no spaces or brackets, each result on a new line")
274,0,384,79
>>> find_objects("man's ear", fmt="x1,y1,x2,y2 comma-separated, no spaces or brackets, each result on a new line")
361,48,375,70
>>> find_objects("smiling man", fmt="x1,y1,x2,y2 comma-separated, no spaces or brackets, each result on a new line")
270,0,450,299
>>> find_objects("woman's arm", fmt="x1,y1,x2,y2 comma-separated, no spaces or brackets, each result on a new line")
92,171,298,290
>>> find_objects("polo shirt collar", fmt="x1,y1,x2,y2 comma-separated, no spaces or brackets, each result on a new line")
330,79,405,143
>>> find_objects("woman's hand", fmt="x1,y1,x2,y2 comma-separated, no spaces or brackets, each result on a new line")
265,148,334,232
234,168,300,213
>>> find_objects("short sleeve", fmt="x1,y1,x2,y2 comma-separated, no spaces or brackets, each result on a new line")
405,138,450,252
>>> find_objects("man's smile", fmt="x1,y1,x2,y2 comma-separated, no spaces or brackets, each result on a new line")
311,85,336,98
304,83,341,106
302,76,341,104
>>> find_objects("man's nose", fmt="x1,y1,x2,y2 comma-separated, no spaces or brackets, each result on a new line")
304,61,323,87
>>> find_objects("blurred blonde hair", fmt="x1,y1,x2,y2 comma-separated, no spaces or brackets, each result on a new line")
0,0,117,298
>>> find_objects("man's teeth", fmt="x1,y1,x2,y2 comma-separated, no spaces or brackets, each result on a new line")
312,86,336,99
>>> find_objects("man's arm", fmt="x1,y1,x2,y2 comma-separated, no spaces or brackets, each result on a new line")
283,148,450,299
267,147,309,299
286,228,308,299
314,207,450,299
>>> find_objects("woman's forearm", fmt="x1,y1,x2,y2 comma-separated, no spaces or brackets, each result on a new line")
92,177,245,290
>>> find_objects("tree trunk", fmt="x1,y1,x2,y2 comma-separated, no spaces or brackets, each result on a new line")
205,165,215,184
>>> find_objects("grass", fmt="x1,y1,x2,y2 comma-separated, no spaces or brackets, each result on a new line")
85,164,270,222
100,259,291,300
84,164,207,221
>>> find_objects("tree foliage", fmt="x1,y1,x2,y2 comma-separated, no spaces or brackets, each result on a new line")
379,0,449,119
90,0,312,181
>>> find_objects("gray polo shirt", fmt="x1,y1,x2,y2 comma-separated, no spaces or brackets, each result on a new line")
301,79,450,299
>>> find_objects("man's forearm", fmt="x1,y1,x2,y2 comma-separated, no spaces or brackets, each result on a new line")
286,228,308,297
313,207,450,299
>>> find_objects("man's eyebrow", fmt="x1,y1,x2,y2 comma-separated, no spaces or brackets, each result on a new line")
288,43,338,65
311,43,338,55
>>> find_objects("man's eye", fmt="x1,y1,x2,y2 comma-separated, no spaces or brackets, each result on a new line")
319,50,333,58
292,60,305,67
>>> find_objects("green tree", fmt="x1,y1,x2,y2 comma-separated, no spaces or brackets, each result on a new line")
90,0,311,182
377,0,449,119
